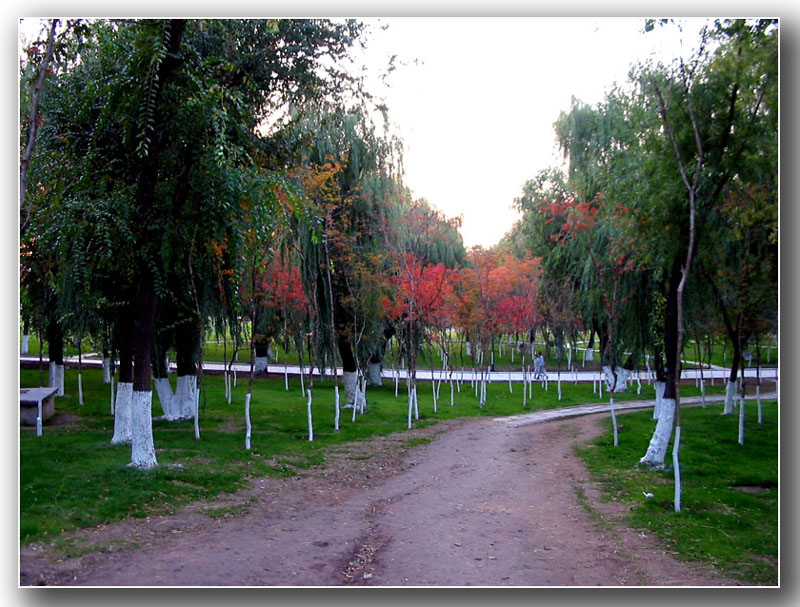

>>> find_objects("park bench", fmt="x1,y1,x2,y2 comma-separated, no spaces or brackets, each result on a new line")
20,386,58,427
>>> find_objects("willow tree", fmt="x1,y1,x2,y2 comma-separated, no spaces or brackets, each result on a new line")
696,20,779,416
553,94,660,386
288,104,400,411
21,18,371,464
631,20,778,477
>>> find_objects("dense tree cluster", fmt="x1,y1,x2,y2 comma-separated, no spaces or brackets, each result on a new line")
501,19,778,481
20,18,777,481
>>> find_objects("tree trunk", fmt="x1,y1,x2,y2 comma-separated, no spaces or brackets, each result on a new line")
585,323,596,362
602,365,631,393
130,277,158,468
111,312,135,443
253,337,270,374
152,327,176,418
127,18,186,468
338,334,364,409
102,353,112,384
367,324,396,387
652,380,666,420
639,260,681,466
172,319,199,419
46,318,64,396
110,381,133,444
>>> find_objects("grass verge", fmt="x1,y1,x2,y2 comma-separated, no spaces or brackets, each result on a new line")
575,401,778,585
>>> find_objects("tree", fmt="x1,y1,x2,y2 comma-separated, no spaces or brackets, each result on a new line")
20,18,373,463
287,102,400,415
636,20,778,480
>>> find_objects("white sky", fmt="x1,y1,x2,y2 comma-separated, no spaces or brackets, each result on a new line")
356,16,711,248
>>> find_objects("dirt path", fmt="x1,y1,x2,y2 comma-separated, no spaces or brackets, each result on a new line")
20,411,737,587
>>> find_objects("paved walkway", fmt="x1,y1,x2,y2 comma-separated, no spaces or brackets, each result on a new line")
495,392,778,428
20,355,778,384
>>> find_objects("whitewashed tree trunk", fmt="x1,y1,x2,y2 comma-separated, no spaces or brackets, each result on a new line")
111,382,133,444
342,371,357,407
154,377,177,419
343,371,361,409
367,362,382,387
245,393,252,450
110,377,115,415
193,389,200,439
757,385,763,424
57,364,64,396
36,398,42,437
78,373,84,405
174,375,198,419
610,396,618,446
299,365,305,397
306,390,313,441
334,386,340,431
408,388,413,429
22,334,30,355
528,368,533,399
102,357,112,383
653,381,666,420
673,426,682,512
129,390,158,468
639,397,676,467
585,347,594,362
523,372,527,407
254,356,268,374
360,376,367,414
603,366,630,392
49,363,65,396
723,381,737,414
738,395,745,445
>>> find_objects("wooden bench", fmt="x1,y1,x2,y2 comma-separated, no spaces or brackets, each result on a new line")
20,387,58,426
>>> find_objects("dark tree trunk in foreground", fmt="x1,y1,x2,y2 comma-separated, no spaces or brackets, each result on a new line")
128,19,186,468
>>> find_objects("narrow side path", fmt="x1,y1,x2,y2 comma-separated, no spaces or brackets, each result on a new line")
496,392,777,428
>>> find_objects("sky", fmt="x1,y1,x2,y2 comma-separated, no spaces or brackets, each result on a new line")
355,16,710,248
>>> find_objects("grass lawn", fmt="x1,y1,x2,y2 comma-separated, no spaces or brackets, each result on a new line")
19,366,775,585
576,401,779,585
